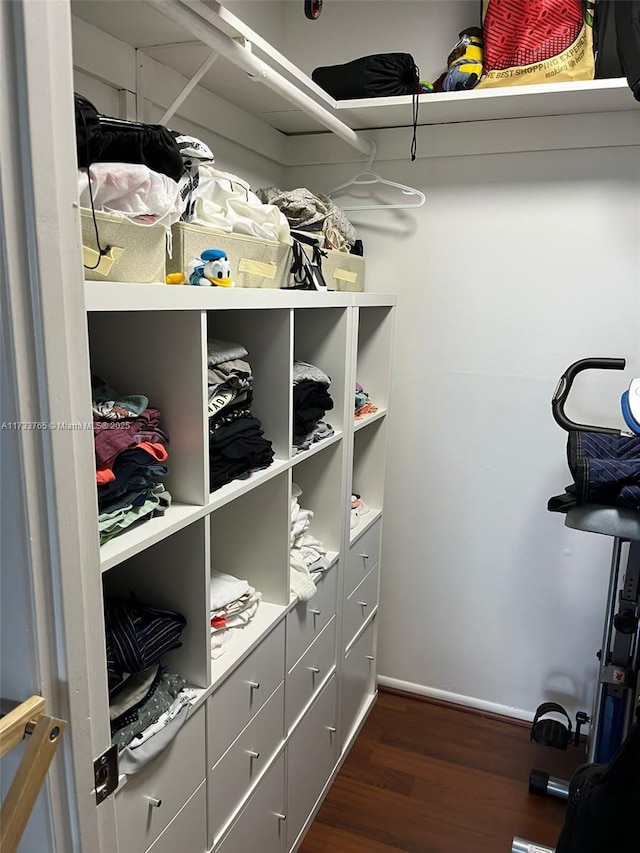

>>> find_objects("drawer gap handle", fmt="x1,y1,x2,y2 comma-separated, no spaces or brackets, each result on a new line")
357,601,369,608
308,666,320,674
247,681,260,690
246,749,260,759
146,797,162,808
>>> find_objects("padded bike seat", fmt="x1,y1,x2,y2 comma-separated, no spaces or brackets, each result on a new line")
565,505,640,541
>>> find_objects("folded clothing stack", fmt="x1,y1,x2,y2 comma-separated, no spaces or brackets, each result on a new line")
207,338,274,491
210,571,262,660
351,493,372,530
105,594,193,773
292,361,334,455
93,376,171,544
355,382,379,418
290,483,331,602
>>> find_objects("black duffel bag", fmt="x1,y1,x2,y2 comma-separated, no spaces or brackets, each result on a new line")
74,93,183,181
312,53,421,100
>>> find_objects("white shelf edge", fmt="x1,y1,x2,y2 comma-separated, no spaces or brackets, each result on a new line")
208,458,290,510
354,409,386,432
351,293,397,307
209,601,288,691
326,550,340,570
336,77,633,112
84,282,355,312
349,508,382,545
291,430,343,464
84,282,398,312
100,503,208,572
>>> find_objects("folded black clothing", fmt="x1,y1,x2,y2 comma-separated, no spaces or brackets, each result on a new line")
293,381,334,435
209,415,274,491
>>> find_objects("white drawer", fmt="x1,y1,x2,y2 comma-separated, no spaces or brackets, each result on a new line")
346,519,380,598
116,706,205,853
209,682,285,843
286,616,336,732
215,753,285,853
145,782,206,853
287,675,338,850
340,616,377,751
343,564,379,651
208,619,285,767
286,563,337,671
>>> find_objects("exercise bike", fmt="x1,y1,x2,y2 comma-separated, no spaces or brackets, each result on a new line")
513,358,640,853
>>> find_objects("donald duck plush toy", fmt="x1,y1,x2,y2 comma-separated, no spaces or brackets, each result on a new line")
166,249,234,287
187,249,233,287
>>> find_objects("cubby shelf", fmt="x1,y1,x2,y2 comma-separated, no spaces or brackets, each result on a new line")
210,601,291,691
291,431,343,464
354,409,387,432
208,458,290,510
350,508,383,545
100,503,207,572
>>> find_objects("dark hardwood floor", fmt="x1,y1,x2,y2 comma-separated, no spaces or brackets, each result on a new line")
300,690,584,853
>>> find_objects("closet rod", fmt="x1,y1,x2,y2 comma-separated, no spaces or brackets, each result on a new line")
152,0,373,157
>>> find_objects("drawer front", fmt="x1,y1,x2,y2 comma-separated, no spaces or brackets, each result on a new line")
208,620,285,767
209,683,285,842
116,706,205,853
346,520,380,598
215,753,285,853
287,675,338,850
343,565,379,652
286,563,337,671
286,617,336,732
146,782,207,853
340,617,377,751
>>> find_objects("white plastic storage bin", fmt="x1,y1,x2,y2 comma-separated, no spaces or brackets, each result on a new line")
80,209,166,283
169,223,292,289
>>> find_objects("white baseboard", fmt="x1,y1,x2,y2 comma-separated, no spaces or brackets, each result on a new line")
377,675,535,724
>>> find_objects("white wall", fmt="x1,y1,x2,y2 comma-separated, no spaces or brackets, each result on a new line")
288,137,640,718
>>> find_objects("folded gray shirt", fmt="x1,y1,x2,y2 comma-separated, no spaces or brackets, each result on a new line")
293,360,331,387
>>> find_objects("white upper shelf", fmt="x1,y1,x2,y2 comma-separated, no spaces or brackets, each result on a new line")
71,1,638,137
336,79,639,130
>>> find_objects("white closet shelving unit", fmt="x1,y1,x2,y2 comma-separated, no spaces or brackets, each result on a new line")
86,285,394,853
4,1,639,851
